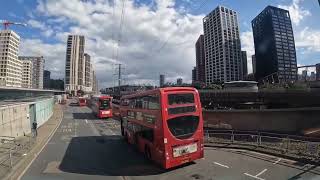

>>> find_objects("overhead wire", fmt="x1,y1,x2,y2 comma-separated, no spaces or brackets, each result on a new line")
144,0,211,58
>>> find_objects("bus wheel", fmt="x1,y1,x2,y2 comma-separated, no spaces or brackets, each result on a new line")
120,119,124,136
124,132,128,143
145,146,151,160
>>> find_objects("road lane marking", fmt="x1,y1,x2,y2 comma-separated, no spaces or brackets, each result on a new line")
213,162,230,168
244,173,265,180
256,169,267,177
244,169,267,180
85,119,88,123
273,158,282,164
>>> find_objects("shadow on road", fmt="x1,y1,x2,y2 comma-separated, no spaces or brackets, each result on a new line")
59,135,167,176
69,103,79,106
73,112,97,120
288,163,320,180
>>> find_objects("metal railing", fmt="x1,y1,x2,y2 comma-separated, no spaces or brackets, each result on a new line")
204,129,320,159
0,135,35,170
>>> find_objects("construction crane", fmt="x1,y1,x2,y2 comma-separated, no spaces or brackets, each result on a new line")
0,20,27,30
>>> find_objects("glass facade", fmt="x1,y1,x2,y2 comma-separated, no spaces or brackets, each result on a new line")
252,6,297,82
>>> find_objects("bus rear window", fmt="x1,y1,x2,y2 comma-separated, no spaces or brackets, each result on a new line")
167,115,199,139
168,93,194,105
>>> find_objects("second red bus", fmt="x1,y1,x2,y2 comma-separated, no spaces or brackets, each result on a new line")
77,97,87,106
88,95,113,118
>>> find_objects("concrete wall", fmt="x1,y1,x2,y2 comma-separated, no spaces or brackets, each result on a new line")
0,98,54,138
203,108,320,134
0,103,31,137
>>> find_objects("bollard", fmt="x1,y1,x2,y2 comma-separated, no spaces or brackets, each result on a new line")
286,137,290,153
231,130,234,143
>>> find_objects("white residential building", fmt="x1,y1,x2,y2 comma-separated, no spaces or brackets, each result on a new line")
65,35,85,95
0,30,22,87
19,56,45,89
203,6,242,84
22,60,33,88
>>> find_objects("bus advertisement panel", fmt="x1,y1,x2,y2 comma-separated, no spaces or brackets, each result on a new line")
120,87,204,169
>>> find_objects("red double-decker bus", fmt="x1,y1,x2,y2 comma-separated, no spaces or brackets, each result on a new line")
120,87,204,169
88,95,113,118
77,97,86,106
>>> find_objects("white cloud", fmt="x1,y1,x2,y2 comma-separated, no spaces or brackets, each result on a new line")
278,0,311,25
295,27,320,52
27,19,55,37
240,31,254,74
29,0,203,87
27,19,46,30
19,39,66,79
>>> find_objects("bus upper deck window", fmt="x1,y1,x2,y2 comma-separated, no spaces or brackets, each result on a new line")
168,93,194,105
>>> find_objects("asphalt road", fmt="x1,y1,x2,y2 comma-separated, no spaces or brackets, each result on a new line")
20,103,320,180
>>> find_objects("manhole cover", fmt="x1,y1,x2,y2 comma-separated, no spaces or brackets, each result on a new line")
190,174,204,180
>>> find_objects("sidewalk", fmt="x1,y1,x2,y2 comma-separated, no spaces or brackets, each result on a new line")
2,104,64,180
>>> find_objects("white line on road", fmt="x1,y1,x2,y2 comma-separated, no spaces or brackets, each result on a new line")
273,158,282,164
213,162,230,168
244,173,265,180
85,119,88,124
256,169,268,177
244,169,267,180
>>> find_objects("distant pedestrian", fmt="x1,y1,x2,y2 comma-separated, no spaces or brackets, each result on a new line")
32,121,38,137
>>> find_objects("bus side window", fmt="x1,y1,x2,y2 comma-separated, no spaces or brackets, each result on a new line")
121,99,129,106
142,96,149,109
135,97,143,109
129,98,136,108
148,95,160,110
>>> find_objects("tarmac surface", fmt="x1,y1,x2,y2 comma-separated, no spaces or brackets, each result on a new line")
20,102,320,180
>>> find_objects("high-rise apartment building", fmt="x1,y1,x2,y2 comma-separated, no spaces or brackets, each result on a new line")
43,70,51,89
252,55,256,75
159,74,165,87
84,53,91,89
316,64,320,81
203,6,242,84
241,51,248,77
177,78,183,85
65,35,85,95
252,6,297,82
22,60,33,88
192,67,197,83
19,56,44,89
0,30,22,87
92,69,98,93
195,35,205,83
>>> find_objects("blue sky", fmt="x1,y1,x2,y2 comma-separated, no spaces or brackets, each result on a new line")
1,0,319,87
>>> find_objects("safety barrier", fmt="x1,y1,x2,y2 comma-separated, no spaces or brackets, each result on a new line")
204,129,320,159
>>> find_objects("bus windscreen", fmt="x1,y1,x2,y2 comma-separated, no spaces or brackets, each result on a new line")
99,99,110,110
168,93,194,105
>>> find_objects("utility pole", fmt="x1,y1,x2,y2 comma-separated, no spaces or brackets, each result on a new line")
114,63,124,96
118,64,121,87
